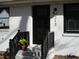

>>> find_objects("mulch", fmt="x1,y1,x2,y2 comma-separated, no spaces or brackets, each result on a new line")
0,51,9,59
0,55,5,59
53,55,79,59
0,51,5,59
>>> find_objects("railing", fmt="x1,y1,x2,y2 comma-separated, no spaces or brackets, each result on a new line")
9,30,29,59
43,32,54,59
9,30,20,59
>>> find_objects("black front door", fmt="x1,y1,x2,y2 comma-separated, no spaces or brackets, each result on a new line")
32,5,50,44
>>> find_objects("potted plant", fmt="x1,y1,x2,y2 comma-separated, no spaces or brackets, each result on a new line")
18,35,28,51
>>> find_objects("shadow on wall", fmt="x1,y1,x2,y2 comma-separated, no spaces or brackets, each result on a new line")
10,7,31,32
19,15,28,32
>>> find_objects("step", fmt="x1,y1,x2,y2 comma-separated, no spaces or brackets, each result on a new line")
22,51,33,56
15,50,34,59
34,56,41,59
16,55,34,59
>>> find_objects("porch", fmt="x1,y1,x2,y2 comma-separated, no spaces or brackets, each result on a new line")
7,30,54,59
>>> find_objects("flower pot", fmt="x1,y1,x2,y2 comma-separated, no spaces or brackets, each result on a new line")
21,44,27,51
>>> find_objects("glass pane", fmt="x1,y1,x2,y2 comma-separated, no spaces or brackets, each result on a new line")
64,4,79,33
0,7,9,29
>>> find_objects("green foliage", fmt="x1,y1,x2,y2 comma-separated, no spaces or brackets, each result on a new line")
18,34,28,45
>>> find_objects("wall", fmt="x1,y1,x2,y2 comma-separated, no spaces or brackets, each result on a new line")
0,6,33,51
47,4,79,59
10,6,33,47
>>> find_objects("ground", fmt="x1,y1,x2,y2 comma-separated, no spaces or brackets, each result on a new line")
0,51,8,59
53,55,79,59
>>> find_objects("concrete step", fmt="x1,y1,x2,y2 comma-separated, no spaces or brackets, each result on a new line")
22,51,33,56
15,50,34,59
16,56,34,59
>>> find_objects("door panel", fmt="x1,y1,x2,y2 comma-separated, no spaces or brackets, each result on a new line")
32,5,50,44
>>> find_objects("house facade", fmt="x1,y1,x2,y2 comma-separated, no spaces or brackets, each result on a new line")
0,0,79,59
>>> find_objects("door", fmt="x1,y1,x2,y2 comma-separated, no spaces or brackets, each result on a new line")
32,5,50,44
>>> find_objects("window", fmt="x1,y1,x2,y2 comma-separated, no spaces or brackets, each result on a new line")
64,4,79,33
0,7,9,29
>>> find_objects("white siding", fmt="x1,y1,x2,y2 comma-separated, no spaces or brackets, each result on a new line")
47,4,79,59
0,6,33,51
